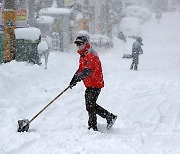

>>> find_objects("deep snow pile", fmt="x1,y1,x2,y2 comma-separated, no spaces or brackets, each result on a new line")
0,12,180,154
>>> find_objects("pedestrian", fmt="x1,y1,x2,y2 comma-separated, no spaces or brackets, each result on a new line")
69,35,117,131
117,32,127,58
130,37,143,70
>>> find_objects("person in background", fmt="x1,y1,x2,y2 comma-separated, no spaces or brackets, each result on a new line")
130,37,143,70
117,32,127,58
69,35,117,131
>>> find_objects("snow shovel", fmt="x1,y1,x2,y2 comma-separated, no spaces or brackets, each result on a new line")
17,86,70,132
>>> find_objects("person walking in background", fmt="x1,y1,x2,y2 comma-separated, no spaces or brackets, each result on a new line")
69,35,117,131
117,32,127,58
130,37,143,70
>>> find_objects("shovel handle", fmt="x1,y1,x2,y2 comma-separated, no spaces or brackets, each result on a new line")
29,86,70,124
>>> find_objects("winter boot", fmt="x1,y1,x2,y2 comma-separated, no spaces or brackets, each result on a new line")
88,126,98,131
107,114,117,129
134,65,138,70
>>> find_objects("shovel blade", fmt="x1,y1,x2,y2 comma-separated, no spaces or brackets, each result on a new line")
17,119,30,132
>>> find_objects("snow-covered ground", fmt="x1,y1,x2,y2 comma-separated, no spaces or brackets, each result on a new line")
0,12,180,154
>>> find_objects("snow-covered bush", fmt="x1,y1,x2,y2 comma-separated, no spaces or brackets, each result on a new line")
119,17,142,37
125,6,152,23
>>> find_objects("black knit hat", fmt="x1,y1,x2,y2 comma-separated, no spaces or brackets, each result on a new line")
136,37,143,45
74,35,88,45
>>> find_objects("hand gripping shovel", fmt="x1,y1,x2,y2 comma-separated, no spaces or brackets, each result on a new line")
17,86,70,132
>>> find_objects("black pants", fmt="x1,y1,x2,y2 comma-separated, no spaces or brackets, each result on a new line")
85,87,110,128
131,55,139,69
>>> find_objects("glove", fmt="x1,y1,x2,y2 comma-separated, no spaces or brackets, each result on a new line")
69,80,77,89
69,72,81,89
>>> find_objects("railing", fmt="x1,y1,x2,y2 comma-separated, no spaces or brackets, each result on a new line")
90,37,113,48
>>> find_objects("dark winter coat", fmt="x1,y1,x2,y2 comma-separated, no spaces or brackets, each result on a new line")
132,41,143,57
77,43,104,88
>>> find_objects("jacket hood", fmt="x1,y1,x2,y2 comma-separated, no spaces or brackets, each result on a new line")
78,43,90,55
139,42,143,46
136,40,143,46
136,37,143,46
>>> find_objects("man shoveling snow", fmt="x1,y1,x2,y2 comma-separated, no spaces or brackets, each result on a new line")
69,35,117,131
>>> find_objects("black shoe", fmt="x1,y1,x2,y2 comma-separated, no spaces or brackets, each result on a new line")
88,126,98,131
107,114,117,129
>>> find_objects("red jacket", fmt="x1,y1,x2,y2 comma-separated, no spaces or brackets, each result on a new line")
77,43,104,88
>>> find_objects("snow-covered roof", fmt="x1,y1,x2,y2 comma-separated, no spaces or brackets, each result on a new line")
15,27,41,41
39,1,71,16
37,16,54,24
39,7,72,16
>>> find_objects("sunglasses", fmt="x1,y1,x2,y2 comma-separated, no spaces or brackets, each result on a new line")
75,41,83,46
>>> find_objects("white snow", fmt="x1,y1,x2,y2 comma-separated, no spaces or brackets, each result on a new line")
15,27,41,41
39,8,72,15
75,12,83,20
36,16,54,24
39,0,71,16
38,40,48,52
125,5,152,23
120,17,142,37
77,30,90,36
0,12,180,154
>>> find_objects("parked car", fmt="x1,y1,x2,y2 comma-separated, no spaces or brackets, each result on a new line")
119,17,142,38
125,5,152,24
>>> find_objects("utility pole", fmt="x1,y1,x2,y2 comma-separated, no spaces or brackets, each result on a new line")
89,6,95,34
3,0,16,62
106,0,112,38
83,0,89,32
28,0,36,26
